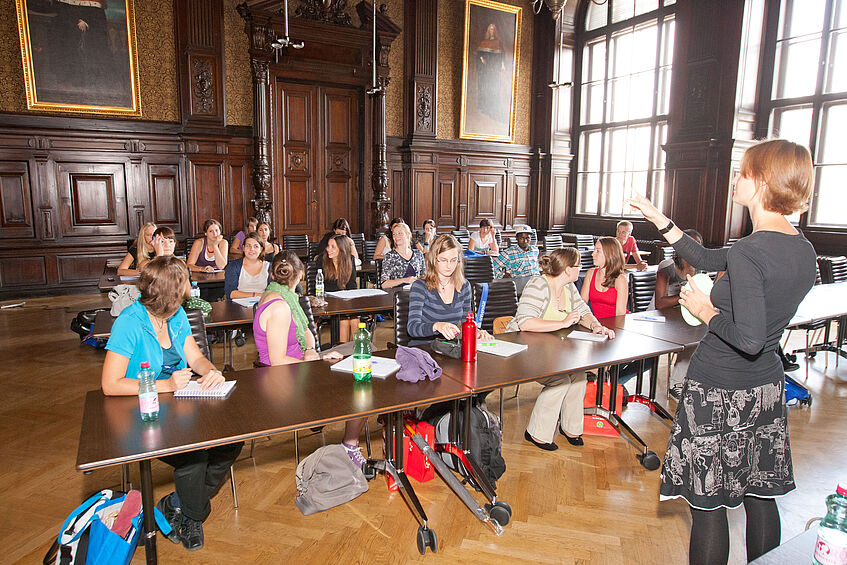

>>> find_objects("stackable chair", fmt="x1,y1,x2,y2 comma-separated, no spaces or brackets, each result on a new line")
282,234,310,259
628,270,657,313
464,255,494,284
543,234,564,253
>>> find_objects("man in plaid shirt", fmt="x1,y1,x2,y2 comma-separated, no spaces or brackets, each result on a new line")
493,225,540,293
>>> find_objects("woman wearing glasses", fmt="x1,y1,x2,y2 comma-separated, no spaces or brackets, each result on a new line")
407,234,492,346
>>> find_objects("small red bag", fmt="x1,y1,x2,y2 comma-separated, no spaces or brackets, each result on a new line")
387,416,435,490
583,381,624,438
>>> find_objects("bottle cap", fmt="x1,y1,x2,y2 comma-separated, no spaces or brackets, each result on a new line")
140,362,150,368
467,311,474,319
359,322,366,328
837,484,847,496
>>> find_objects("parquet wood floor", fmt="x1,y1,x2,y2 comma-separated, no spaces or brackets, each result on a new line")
1,293,845,564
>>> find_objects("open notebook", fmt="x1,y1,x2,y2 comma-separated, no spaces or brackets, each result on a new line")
330,355,400,379
477,339,528,358
174,380,236,398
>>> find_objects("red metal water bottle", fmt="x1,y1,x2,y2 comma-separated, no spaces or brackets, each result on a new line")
461,311,477,362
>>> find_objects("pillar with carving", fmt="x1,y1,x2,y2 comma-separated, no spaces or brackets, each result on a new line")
237,4,274,227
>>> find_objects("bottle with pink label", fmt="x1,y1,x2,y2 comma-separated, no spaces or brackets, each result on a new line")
138,361,159,421
814,482,847,565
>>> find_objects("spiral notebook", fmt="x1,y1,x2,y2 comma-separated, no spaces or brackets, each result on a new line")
173,380,236,398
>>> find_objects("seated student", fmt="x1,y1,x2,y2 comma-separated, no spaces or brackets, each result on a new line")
469,219,499,256
101,256,242,552
316,218,360,263
506,248,615,450
137,226,176,271
187,219,228,272
581,236,629,318
224,232,271,300
615,220,647,271
230,216,258,259
256,221,280,261
373,217,405,260
650,229,703,400
117,222,156,276
253,253,368,465
415,219,437,255
492,224,540,294
319,234,359,341
380,222,426,289
407,234,492,346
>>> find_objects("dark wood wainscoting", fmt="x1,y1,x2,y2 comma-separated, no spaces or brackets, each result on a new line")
386,137,538,234
0,115,252,298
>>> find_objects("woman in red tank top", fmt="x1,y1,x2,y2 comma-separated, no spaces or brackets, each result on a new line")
580,236,628,319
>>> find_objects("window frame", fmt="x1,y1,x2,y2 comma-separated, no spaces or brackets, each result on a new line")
570,0,677,221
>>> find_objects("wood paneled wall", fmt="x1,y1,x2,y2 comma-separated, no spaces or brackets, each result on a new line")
0,115,251,298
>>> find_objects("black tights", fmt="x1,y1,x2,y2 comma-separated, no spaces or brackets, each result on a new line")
689,497,781,565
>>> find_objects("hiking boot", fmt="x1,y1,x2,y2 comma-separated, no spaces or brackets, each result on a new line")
155,492,182,544
180,517,204,551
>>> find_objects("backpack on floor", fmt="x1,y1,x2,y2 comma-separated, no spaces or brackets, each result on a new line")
70,309,109,349
421,397,506,490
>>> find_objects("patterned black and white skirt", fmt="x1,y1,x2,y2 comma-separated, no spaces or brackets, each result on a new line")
659,377,795,510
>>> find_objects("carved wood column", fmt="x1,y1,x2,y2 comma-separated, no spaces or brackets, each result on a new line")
237,5,274,226
404,0,437,140
174,0,226,128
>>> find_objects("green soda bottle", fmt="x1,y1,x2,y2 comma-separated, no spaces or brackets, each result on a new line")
352,322,372,382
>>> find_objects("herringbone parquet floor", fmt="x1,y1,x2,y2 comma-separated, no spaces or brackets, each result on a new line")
1,292,845,564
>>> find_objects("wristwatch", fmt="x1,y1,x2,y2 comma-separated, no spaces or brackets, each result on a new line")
658,220,675,235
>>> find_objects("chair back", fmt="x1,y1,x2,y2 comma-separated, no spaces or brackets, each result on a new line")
562,233,594,250
819,256,847,284
375,258,384,289
494,229,503,248
393,289,412,347
464,255,494,284
363,240,378,261
298,295,321,349
305,261,318,296
183,236,197,256
579,249,594,273
185,308,211,359
543,234,564,253
350,233,365,257
472,280,518,332
282,234,310,257
659,245,675,262
628,270,658,313
308,241,321,262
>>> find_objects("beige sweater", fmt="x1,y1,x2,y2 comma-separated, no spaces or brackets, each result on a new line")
506,275,598,332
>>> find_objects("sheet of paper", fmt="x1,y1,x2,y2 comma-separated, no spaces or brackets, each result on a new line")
632,314,666,322
119,275,140,282
477,339,528,357
325,289,388,299
232,297,260,308
565,331,608,342
174,380,236,398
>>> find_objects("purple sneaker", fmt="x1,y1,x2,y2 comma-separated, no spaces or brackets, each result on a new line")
342,442,367,469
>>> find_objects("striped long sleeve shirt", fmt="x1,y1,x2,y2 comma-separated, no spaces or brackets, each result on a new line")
506,275,597,333
407,279,472,345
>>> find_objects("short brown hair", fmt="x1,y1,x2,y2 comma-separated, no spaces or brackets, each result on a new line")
138,256,189,318
152,226,175,240
740,139,814,215
270,250,304,288
243,231,262,249
539,247,579,277
423,234,465,291
596,236,625,288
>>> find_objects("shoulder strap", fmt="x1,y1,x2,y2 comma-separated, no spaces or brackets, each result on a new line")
475,283,489,325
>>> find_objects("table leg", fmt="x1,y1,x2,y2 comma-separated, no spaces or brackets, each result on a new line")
139,459,158,565
330,316,340,347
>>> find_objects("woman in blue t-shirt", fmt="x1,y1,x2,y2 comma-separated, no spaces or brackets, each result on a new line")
101,256,242,552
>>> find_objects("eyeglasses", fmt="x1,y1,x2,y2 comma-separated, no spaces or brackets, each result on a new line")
436,257,459,265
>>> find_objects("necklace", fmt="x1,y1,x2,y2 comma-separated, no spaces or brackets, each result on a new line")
151,315,166,331
437,278,451,291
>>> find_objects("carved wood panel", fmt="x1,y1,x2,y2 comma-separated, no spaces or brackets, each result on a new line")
323,88,357,231
0,256,46,286
149,164,181,227
56,163,127,237
513,173,530,227
191,161,224,234
468,173,503,227
436,173,458,230
412,169,435,229
0,161,34,238
277,82,315,232
549,173,569,229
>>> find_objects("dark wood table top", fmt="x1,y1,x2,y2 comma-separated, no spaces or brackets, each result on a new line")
313,287,403,317
98,265,225,291
601,306,708,348
76,353,471,471
433,328,682,394
91,300,254,338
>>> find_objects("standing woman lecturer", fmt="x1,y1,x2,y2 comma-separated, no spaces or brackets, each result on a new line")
629,139,816,565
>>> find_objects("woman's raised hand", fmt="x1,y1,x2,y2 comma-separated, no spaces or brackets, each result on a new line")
627,193,664,224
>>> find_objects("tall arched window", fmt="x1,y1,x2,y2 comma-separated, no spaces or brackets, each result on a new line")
573,0,676,217
758,0,846,228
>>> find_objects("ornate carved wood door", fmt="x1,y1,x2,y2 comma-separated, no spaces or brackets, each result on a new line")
274,80,360,240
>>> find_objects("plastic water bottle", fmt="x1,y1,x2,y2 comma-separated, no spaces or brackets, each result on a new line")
138,362,159,421
316,268,325,299
352,322,372,382
814,483,847,565
191,281,200,298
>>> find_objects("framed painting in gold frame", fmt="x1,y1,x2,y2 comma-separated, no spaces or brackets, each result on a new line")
459,0,521,143
15,0,142,117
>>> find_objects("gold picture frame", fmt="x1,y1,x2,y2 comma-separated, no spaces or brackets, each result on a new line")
15,0,142,117
459,0,521,143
